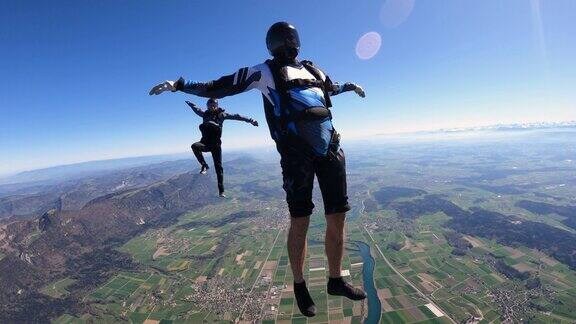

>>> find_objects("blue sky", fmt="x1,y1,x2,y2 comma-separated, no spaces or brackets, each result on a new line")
1,0,575,174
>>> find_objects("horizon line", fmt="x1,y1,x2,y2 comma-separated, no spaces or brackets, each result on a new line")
2,119,575,178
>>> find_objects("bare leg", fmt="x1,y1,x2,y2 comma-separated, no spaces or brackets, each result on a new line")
287,216,310,283
325,212,346,278
325,212,366,301
288,215,316,317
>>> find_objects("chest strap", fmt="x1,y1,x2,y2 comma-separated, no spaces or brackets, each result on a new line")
265,59,334,135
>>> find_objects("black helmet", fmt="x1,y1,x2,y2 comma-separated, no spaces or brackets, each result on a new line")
266,22,300,57
207,98,218,107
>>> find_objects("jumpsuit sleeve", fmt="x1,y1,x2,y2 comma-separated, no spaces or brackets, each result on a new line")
223,112,254,124
185,101,205,117
174,66,263,99
309,62,358,97
325,76,358,96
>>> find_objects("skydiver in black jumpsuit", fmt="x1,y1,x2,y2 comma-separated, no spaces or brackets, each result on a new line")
187,98,258,197
149,22,366,317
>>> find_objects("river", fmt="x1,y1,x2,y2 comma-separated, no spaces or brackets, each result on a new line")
355,241,381,324
308,235,381,322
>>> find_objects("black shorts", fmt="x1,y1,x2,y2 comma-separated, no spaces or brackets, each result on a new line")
278,141,350,217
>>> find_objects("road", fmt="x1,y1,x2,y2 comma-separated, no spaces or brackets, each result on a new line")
237,227,283,321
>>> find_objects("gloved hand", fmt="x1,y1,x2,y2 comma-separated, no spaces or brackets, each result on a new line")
250,119,259,127
354,85,366,98
149,80,177,95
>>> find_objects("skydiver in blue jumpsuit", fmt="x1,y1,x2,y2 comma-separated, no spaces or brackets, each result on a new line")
150,22,367,317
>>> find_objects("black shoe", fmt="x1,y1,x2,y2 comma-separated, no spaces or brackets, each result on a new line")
294,281,316,317
200,164,209,174
327,277,366,301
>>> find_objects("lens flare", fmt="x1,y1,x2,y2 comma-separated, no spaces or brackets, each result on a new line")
355,32,382,60
380,0,415,28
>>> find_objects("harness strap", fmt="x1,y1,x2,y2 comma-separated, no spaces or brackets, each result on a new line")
300,60,333,108
265,59,291,136
296,107,332,121
265,59,335,148
286,78,324,89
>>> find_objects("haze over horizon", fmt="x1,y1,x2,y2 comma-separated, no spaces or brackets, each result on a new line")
1,120,574,179
1,1,575,174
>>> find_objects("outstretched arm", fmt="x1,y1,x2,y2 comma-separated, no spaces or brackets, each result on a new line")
327,78,366,98
303,61,365,98
224,112,259,126
185,101,205,117
149,67,262,99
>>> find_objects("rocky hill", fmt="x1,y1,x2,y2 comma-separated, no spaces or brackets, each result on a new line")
0,159,195,220
0,171,217,322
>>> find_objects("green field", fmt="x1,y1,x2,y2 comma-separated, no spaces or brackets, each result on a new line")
40,278,76,298
51,136,576,323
